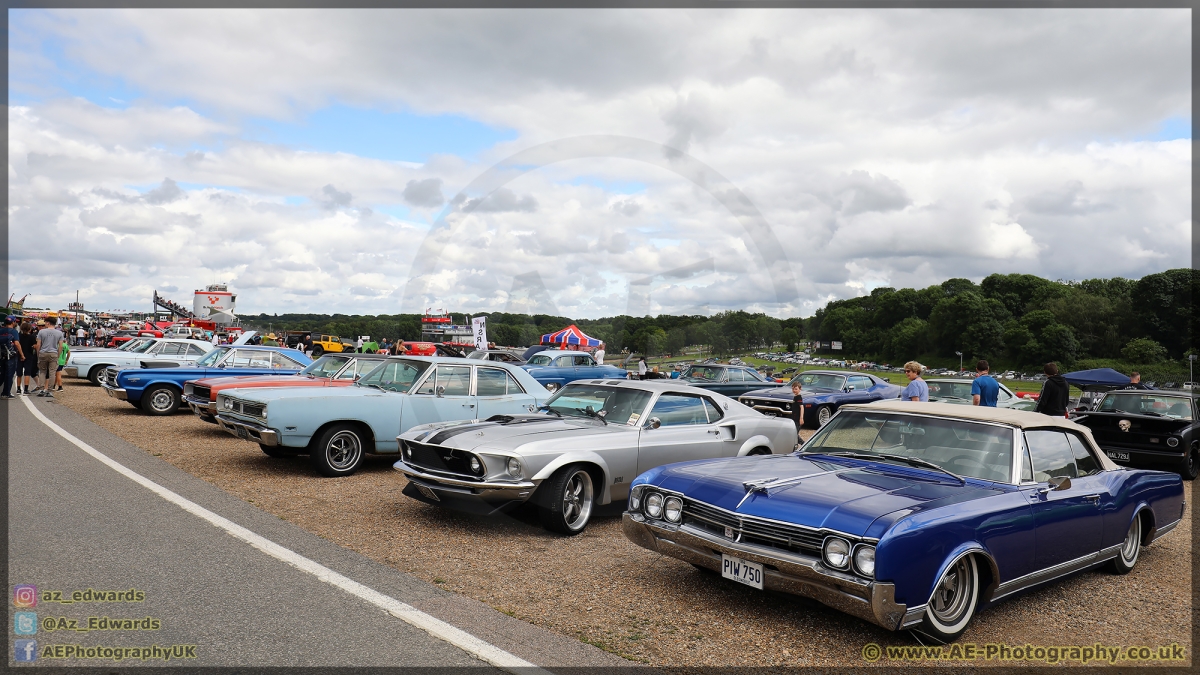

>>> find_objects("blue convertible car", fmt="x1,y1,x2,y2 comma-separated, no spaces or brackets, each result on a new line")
214,356,551,477
622,401,1184,642
739,370,902,428
520,349,627,392
101,345,312,415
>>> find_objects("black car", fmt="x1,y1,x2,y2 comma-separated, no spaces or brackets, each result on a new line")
676,364,786,398
1072,389,1200,479
738,370,903,428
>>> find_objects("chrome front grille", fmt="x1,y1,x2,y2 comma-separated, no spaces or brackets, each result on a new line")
224,399,265,418
193,385,211,401
103,367,119,387
682,498,825,556
401,442,483,482
741,397,790,412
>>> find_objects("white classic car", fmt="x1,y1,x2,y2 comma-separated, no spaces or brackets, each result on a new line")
393,379,798,535
64,338,213,384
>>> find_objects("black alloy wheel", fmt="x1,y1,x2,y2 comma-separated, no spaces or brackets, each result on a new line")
1180,442,1199,481
539,464,595,535
309,423,365,477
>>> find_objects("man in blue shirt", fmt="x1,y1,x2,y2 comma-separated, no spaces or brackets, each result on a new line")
971,359,1000,407
0,316,26,399
901,361,929,401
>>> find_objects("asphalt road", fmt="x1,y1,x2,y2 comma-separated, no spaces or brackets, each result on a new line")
7,394,629,671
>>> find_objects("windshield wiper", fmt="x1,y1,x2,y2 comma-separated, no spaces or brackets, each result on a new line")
582,407,608,425
537,405,563,417
821,451,966,484
358,382,386,392
1113,407,1161,417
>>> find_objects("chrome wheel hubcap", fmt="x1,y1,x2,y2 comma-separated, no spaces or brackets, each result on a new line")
562,471,593,530
1122,518,1140,562
150,390,174,411
327,431,362,470
930,557,973,623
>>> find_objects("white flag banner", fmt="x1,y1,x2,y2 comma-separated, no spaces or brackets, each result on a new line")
472,316,488,351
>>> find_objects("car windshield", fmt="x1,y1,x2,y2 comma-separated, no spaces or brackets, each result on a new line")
801,410,1014,483
927,381,974,400
129,340,158,353
301,355,351,378
527,354,554,366
791,372,846,390
466,350,488,360
543,384,653,425
195,348,229,367
682,366,724,381
118,338,148,351
1099,393,1194,420
356,359,431,393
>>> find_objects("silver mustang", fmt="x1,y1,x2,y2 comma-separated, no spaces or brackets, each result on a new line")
393,379,798,535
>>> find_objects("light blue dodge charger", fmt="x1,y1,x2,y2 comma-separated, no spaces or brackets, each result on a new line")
215,356,551,477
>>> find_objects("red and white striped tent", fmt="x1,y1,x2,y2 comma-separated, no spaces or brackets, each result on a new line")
540,324,602,348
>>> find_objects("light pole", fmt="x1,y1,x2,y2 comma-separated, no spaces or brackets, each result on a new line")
955,351,963,373
1189,354,1196,386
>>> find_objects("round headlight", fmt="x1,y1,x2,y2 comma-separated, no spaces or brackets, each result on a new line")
854,545,876,577
545,383,559,393
823,537,851,569
645,492,664,519
506,457,522,478
664,496,683,523
223,398,234,410
1167,437,1179,448
470,457,483,474
405,445,412,458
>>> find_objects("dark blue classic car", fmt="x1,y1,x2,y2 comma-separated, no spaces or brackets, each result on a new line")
519,350,627,393
677,364,786,398
622,401,1184,642
739,370,902,428
100,345,312,415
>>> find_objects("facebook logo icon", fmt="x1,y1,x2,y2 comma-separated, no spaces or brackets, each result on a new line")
14,639,37,662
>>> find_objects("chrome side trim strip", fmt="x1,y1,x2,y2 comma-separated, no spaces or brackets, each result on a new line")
992,550,1106,601
1149,518,1181,543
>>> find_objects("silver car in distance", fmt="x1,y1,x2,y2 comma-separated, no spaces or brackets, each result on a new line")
393,379,798,535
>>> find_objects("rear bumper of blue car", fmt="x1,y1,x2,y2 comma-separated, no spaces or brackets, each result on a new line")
621,512,924,631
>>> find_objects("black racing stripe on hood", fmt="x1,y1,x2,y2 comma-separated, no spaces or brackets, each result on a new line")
425,415,558,445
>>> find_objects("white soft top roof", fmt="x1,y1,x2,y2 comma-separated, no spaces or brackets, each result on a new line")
843,400,1121,471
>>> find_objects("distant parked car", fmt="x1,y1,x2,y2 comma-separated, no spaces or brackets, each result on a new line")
394,379,796,534
677,364,786,398
182,353,387,423
739,370,902,427
100,346,311,415
925,378,1035,411
466,349,527,364
520,350,627,392
214,357,550,477
65,338,213,385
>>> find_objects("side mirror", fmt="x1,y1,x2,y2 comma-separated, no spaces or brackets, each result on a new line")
846,385,855,391
1039,476,1072,494
647,417,661,429
435,385,445,398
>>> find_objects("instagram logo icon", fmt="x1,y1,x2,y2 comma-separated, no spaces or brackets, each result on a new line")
13,585,37,608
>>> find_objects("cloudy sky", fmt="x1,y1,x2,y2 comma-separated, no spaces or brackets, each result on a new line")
8,8,1191,319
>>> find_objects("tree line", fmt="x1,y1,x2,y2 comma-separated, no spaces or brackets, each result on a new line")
246,267,1195,376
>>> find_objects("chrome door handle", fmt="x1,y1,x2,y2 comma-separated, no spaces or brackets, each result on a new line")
708,429,720,435
1084,494,1100,503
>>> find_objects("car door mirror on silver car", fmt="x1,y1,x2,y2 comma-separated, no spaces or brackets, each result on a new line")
647,417,661,429
435,385,445,398
1039,476,1072,494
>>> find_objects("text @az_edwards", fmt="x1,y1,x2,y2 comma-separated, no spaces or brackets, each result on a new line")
861,642,1188,664
41,616,161,632
37,588,145,604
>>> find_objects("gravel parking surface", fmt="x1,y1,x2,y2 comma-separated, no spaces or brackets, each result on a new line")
54,380,1192,667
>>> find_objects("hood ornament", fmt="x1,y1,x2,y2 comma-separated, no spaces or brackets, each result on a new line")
736,466,857,509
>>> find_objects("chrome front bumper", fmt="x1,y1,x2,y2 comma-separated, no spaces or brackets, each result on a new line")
621,512,923,632
102,385,128,400
184,395,217,420
215,414,279,446
392,460,537,502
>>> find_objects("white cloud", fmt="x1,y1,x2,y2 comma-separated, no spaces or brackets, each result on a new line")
7,8,1191,317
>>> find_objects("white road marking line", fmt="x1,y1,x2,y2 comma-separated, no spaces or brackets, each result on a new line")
21,396,547,674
